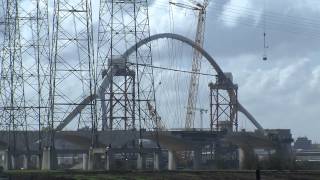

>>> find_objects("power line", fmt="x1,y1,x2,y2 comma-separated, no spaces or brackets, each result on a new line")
209,5,320,32
211,0,320,26
129,62,217,77
157,0,320,28
151,1,320,40
153,1,320,34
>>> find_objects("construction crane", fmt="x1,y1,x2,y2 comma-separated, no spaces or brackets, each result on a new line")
147,100,166,130
185,106,208,129
197,108,208,130
170,0,209,129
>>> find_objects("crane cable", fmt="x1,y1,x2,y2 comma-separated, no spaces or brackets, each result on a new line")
262,0,268,61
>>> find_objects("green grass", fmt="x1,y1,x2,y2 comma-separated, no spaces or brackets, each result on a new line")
3,170,320,180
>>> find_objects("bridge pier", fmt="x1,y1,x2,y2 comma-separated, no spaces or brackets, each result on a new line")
105,149,111,171
36,155,41,169
168,150,176,170
82,153,88,170
137,153,145,170
22,154,29,170
87,147,94,170
41,147,50,170
10,154,17,170
238,146,256,170
153,152,160,171
0,150,9,170
193,149,201,170
41,147,57,170
238,148,245,170
87,147,112,171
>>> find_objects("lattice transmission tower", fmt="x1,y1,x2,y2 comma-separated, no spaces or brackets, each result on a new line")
49,0,96,146
0,0,51,168
97,0,157,134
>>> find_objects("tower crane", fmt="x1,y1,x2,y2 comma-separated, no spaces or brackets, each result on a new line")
170,0,209,129
197,107,208,130
147,100,166,130
184,106,208,129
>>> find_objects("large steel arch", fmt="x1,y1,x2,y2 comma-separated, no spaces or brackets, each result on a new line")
56,33,264,134
123,33,264,133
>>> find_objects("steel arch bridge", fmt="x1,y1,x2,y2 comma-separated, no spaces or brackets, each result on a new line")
57,33,264,134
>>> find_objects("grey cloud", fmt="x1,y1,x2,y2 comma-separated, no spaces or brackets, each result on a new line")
148,0,320,141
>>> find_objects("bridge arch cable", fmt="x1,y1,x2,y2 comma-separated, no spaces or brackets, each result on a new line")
143,38,213,129
150,38,190,129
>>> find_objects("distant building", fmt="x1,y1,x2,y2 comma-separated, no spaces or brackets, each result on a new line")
294,137,312,150
265,129,293,144
295,150,320,162
253,129,293,160
293,137,320,162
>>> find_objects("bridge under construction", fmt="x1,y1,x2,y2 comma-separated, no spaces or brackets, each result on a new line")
0,0,293,171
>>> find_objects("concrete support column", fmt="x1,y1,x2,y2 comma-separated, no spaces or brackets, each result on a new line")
137,153,145,170
41,147,51,170
57,156,61,166
36,155,41,169
82,153,88,170
168,150,176,170
41,147,56,170
0,150,9,171
10,155,16,170
153,152,160,171
105,150,111,171
193,149,201,170
22,154,29,170
238,148,245,170
87,147,94,171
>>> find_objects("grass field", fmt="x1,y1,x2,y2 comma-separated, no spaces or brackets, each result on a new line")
3,170,320,180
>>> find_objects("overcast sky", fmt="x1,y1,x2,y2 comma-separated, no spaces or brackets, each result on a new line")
2,0,320,142
148,0,320,142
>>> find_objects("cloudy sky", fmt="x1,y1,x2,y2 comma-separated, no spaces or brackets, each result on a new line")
2,0,320,142
147,0,320,142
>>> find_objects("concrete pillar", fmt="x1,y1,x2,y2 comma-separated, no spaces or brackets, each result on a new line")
41,147,57,170
41,147,50,170
137,153,144,170
87,148,94,171
153,152,160,171
168,150,176,170
82,153,88,170
10,155,16,170
238,148,245,170
105,150,111,171
0,150,9,171
193,149,201,170
36,155,41,169
57,156,61,166
22,155,29,170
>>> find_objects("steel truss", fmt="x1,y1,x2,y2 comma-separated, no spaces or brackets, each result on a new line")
97,0,156,132
50,0,96,146
209,75,238,132
0,0,51,169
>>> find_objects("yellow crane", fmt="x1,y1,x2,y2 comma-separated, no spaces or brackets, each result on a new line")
147,100,166,130
170,0,209,129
